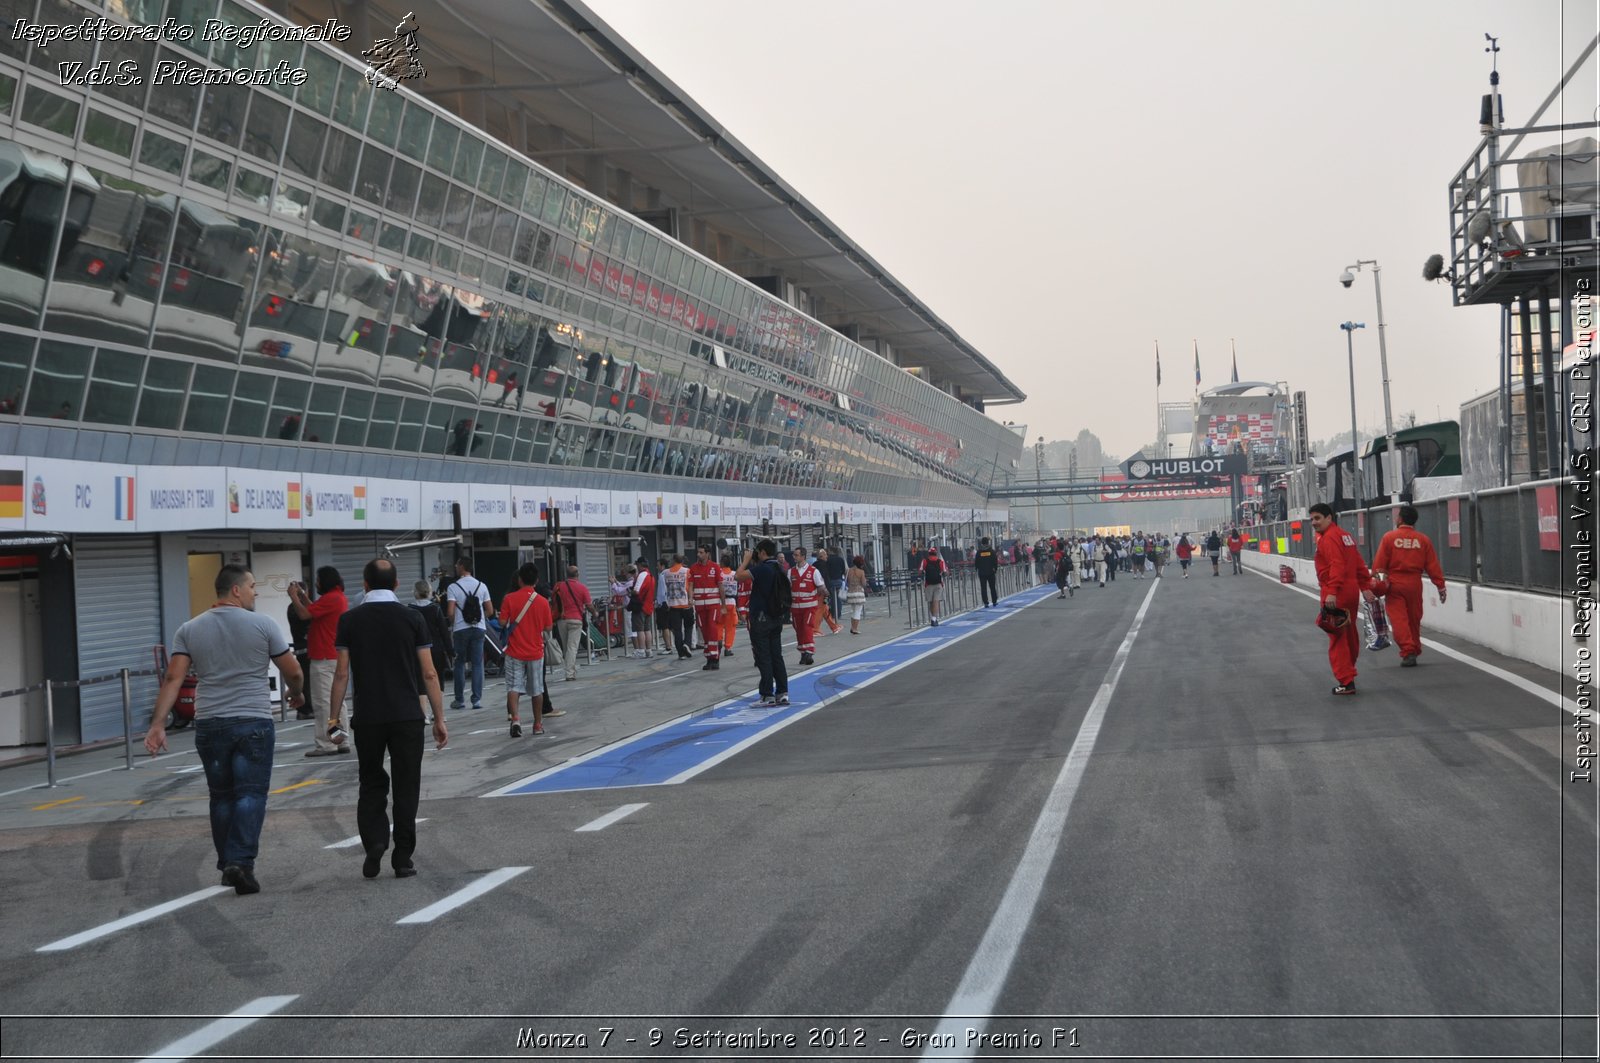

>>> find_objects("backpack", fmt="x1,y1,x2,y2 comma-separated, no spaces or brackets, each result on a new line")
766,560,792,623
459,579,483,624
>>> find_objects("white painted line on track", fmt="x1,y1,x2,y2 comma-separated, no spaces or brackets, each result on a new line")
395,866,530,924
575,803,648,832
1253,565,1582,716
133,994,297,1063
925,578,1161,1059
37,886,232,952
324,819,429,849
648,669,700,683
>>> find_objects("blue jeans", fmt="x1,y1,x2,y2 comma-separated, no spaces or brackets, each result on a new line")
193,715,274,871
452,627,485,708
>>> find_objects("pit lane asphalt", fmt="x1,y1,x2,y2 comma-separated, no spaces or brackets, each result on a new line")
0,571,1590,1061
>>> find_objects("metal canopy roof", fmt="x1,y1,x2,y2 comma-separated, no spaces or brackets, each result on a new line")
305,0,1024,405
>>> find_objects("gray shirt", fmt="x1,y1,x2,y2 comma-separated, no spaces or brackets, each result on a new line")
171,607,290,721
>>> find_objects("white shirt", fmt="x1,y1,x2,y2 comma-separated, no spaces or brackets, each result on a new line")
446,577,490,631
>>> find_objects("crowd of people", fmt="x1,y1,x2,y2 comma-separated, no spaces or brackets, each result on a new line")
1019,528,1248,595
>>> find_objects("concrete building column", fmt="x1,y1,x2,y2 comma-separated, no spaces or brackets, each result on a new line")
456,66,486,130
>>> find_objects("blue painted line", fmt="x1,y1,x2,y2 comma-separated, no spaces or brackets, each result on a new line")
487,584,1058,797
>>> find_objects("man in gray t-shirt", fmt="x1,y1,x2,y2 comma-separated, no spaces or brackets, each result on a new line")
145,565,303,896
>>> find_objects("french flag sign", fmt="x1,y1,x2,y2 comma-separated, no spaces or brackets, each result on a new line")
114,476,135,521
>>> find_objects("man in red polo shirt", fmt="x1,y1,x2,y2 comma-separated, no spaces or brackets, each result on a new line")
498,564,553,736
290,566,350,756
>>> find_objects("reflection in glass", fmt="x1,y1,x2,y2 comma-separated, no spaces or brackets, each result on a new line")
0,336,30,414
302,380,342,443
395,395,427,452
25,339,90,420
135,357,189,430
283,112,327,181
268,375,309,440
226,370,273,437
147,195,256,363
335,387,372,446
367,391,400,450
183,363,234,433
138,129,185,176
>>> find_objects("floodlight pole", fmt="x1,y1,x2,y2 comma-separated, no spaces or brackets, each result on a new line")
1340,322,1367,514
1343,261,1399,505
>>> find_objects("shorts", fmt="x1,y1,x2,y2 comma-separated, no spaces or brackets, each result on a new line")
923,584,943,606
504,656,546,697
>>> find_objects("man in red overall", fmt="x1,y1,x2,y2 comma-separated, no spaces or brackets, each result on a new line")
1372,504,1447,668
689,543,726,671
1310,503,1375,695
788,544,825,666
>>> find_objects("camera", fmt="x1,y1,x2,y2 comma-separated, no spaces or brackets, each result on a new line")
1338,270,1355,288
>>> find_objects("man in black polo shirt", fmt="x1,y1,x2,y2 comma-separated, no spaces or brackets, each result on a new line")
329,558,448,880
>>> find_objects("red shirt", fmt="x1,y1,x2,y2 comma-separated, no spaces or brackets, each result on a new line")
498,587,552,661
306,588,347,661
1314,522,1373,600
550,579,592,620
1372,525,1445,591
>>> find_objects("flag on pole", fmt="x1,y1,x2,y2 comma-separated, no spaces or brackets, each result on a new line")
1155,342,1161,387
1193,340,1201,388
1231,339,1239,383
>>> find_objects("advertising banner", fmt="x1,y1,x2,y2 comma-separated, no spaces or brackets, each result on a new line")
1447,498,1462,548
466,483,511,529
137,465,228,532
364,478,420,531
576,488,610,528
509,483,549,529
301,474,367,531
225,467,303,530
419,482,466,532
1536,485,1560,550
611,492,637,526
21,458,138,533
0,456,24,532
545,486,582,529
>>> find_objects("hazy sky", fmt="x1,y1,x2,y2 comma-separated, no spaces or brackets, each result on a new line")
583,0,1598,463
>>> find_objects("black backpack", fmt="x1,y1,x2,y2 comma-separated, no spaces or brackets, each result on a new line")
765,561,792,623
458,579,483,624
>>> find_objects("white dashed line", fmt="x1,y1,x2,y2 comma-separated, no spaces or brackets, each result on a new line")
133,995,297,1063
395,867,530,924
37,886,231,952
575,803,648,832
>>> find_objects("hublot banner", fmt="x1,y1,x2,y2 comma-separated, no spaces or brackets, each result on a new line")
1121,454,1248,480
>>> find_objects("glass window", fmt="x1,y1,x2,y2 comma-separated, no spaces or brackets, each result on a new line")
395,396,427,452
138,129,186,175
146,48,201,126
443,184,472,238
0,11,26,62
233,164,273,207
182,364,234,433
501,161,527,207
407,232,434,262
540,183,565,227
191,149,232,192
331,64,366,129
298,49,339,115
311,196,345,234
477,149,506,198
83,109,136,156
467,196,494,247
196,82,247,147
435,245,458,272
242,92,289,163
0,72,15,116
425,122,458,173
459,253,483,283
386,160,420,215
398,103,431,158
283,113,327,180
226,371,273,437
268,376,309,440
276,182,311,224
82,349,143,427
346,208,377,243
522,171,546,217
20,85,79,137
366,90,402,147
335,388,373,446
367,392,400,450
135,357,190,430
92,36,153,109
353,144,391,206
451,135,483,186
0,337,32,413
28,0,93,76
301,382,342,443
166,0,217,53
415,172,447,228
559,192,583,235
379,222,407,254
319,127,359,193
489,206,516,257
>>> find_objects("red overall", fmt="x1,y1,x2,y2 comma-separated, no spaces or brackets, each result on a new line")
790,561,823,656
1314,522,1373,686
689,560,725,661
1372,525,1445,659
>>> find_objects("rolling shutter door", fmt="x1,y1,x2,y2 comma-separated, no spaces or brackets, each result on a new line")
74,536,163,741
329,534,382,607
577,540,610,603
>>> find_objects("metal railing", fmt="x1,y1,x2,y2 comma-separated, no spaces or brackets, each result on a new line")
895,562,1033,629
1241,476,1593,598
0,666,164,789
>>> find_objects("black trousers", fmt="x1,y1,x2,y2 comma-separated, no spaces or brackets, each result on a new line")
354,717,425,866
667,608,693,654
979,571,998,605
749,617,788,697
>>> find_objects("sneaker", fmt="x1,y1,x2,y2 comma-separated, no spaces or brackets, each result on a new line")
1331,683,1357,695
509,722,522,738
449,702,464,711
799,653,814,666
542,708,566,718
222,864,260,895
531,725,545,735
757,696,778,707
702,660,716,670
471,703,482,711
930,617,939,627
775,694,790,706
1400,656,1418,667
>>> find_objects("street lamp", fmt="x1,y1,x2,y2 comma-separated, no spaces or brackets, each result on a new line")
1339,322,1366,514
1068,447,1078,536
1340,260,1399,505
1034,436,1044,534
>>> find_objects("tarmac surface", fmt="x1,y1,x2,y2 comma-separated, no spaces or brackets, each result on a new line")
0,564,1594,1061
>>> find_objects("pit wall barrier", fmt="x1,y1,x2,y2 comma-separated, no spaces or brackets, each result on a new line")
1242,551,1581,675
